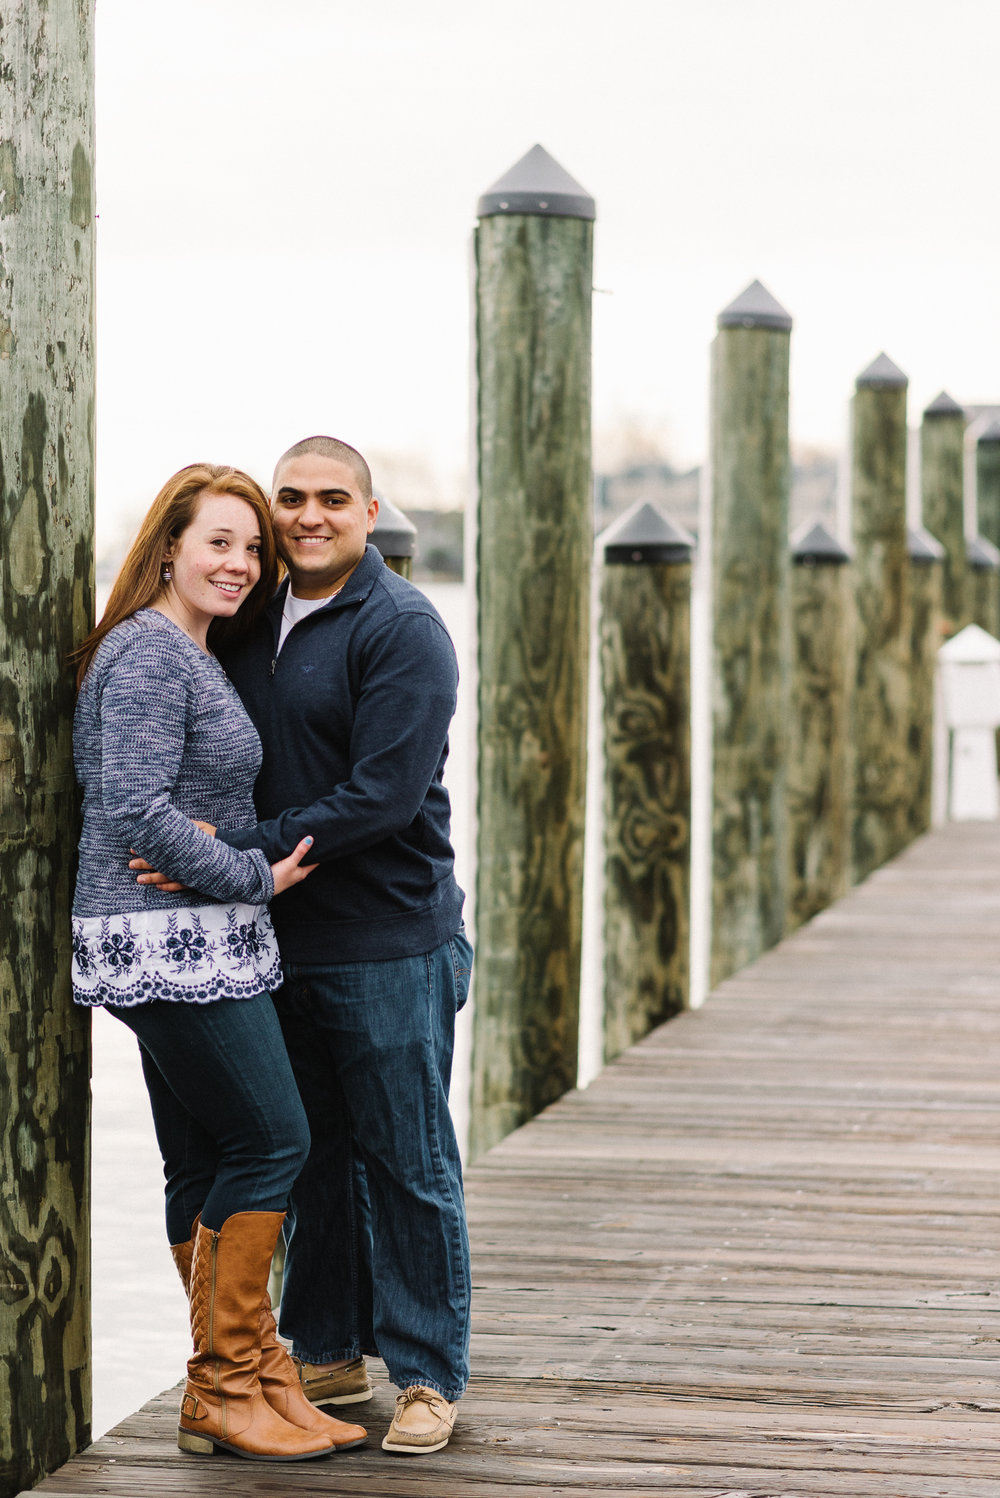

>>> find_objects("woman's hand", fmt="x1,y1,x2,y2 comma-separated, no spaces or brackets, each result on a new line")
271,836,318,895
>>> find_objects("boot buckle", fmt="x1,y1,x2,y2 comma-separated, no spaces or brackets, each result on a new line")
180,1391,207,1421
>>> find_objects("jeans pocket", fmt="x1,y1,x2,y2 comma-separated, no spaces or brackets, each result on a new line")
449,928,474,1012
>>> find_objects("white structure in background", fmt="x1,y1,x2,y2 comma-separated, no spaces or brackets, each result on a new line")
937,624,1000,820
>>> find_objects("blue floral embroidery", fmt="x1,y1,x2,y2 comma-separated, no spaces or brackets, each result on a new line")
225,910,264,962
72,929,94,976
71,903,281,1008
160,912,213,971
99,918,140,973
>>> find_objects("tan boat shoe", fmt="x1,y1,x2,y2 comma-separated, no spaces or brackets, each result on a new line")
381,1384,458,1454
293,1355,374,1406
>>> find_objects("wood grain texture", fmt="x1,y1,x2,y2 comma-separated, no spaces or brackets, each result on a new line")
470,213,593,1160
1,6,95,1496
25,821,1000,1495
908,559,943,837
976,436,1000,554
787,558,850,930
921,408,968,634
850,379,911,883
710,325,791,987
969,561,1000,640
600,560,691,1060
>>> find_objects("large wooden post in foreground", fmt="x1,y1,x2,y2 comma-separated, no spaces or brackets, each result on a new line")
710,280,792,987
1,5,95,1495
470,146,594,1159
850,354,910,883
920,391,967,635
600,502,693,1062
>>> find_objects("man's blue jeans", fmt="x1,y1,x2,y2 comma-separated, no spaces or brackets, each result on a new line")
274,931,473,1402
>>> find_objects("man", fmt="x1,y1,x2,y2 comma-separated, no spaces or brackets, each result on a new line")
149,435,472,1454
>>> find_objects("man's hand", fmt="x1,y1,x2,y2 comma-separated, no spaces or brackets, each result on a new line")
128,820,218,892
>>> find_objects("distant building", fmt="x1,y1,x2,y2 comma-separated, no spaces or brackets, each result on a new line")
594,451,839,541
409,508,464,581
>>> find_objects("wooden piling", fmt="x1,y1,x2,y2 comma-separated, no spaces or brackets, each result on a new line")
371,492,417,580
850,353,911,883
0,5,95,1494
470,146,594,1159
600,502,693,1062
975,419,1000,555
908,525,945,837
787,522,851,931
920,391,967,635
710,280,792,988
967,535,1000,639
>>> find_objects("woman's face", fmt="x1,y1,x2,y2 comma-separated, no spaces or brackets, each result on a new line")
163,491,263,628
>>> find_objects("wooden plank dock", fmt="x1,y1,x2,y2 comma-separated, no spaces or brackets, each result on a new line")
22,821,1000,1497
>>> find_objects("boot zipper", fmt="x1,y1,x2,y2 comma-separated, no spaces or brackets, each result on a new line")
208,1230,225,1435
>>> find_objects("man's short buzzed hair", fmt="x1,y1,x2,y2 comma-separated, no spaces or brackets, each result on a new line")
273,435,373,499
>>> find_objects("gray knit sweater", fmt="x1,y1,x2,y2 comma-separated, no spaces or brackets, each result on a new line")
72,610,275,917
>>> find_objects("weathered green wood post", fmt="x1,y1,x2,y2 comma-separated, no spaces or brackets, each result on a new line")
850,354,911,883
787,522,851,932
1,4,95,1494
920,391,967,635
976,420,1000,555
371,492,417,580
600,502,694,1062
907,526,945,837
710,280,792,987
470,146,594,1159
968,535,1000,638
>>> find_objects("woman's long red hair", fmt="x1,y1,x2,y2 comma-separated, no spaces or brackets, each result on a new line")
73,463,278,687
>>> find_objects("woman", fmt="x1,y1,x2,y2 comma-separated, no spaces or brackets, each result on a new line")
71,464,367,1463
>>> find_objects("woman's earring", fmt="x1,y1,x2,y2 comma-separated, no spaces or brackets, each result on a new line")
161,564,172,581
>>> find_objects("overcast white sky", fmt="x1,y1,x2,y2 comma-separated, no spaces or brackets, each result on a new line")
94,0,1000,541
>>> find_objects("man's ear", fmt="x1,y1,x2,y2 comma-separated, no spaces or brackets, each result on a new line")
367,496,380,534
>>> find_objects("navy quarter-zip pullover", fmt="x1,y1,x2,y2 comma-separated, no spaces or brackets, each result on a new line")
217,546,465,962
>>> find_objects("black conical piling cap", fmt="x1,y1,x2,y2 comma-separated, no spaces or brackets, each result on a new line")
371,493,417,560
601,500,695,565
923,390,964,419
717,279,792,331
968,535,1000,571
978,419,1000,446
856,352,908,389
477,145,596,221
791,519,850,565
908,525,945,564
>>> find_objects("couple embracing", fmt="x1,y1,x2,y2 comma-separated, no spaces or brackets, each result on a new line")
71,437,472,1462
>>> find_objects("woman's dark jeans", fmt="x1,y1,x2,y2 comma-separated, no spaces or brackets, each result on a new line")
109,990,309,1244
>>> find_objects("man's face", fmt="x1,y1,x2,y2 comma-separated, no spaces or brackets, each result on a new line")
271,454,379,599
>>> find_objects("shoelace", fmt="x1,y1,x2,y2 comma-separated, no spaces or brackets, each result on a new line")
397,1385,443,1412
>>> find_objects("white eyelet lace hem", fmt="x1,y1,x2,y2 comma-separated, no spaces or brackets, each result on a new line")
71,902,282,1006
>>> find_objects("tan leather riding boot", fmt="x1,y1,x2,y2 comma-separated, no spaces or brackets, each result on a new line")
169,1215,199,1298
258,1292,367,1449
176,1211,333,1461
172,1213,365,1448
